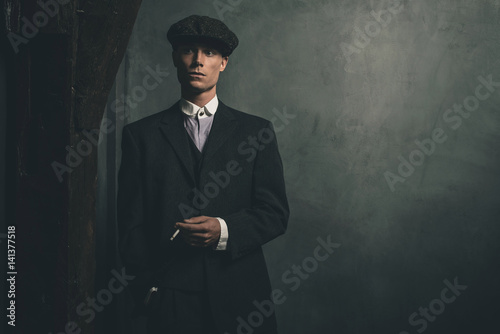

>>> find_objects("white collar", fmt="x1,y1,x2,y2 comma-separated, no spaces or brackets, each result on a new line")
180,95,219,119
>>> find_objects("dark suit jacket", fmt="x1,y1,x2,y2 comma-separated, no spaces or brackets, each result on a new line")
117,100,289,333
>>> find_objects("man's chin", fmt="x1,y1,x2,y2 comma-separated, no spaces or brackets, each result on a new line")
189,86,206,93
182,83,213,94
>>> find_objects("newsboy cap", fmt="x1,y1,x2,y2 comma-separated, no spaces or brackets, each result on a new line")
167,15,239,56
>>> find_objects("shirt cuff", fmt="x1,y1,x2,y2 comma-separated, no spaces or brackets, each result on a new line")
215,217,228,250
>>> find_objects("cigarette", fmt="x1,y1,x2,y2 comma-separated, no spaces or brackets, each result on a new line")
170,229,180,241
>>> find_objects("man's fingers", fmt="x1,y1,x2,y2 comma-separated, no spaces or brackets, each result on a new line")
176,222,207,232
182,231,209,239
179,229,209,240
183,216,209,223
175,217,220,248
181,234,213,247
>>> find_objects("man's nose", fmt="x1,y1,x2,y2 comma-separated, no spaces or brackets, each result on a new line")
191,50,205,67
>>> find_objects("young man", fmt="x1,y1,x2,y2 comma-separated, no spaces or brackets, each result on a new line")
117,15,289,334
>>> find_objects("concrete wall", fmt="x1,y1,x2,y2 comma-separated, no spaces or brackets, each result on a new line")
100,1,500,332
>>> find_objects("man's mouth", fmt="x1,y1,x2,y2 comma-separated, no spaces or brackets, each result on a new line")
188,72,205,77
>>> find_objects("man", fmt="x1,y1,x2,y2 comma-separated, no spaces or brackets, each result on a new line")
117,15,289,334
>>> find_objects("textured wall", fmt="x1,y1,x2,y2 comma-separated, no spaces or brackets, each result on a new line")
109,0,500,333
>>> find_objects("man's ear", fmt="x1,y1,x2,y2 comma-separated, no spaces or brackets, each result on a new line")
220,56,229,72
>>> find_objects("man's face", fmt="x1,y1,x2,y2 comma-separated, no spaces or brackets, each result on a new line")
172,42,228,94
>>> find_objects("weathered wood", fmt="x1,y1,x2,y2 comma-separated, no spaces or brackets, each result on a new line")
4,0,142,332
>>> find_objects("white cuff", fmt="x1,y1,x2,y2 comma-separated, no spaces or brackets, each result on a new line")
215,217,228,250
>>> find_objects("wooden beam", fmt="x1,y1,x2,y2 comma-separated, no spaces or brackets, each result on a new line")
4,0,142,332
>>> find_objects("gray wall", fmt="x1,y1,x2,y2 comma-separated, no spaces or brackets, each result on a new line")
100,0,500,333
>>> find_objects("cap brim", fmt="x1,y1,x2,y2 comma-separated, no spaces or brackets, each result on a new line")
170,35,232,56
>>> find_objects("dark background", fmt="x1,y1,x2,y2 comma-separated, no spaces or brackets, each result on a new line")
3,0,500,333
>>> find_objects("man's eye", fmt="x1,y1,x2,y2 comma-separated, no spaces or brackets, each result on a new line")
205,50,216,56
182,48,194,54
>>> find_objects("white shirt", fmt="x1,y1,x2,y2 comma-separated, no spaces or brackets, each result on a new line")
179,95,229,251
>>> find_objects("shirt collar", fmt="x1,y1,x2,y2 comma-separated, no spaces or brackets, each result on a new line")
180,95,219,119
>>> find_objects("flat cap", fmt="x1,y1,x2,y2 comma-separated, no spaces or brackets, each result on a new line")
167,15,239,56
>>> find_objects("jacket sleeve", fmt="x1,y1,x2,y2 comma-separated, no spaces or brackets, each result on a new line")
117,126,155,313
221,121,290,260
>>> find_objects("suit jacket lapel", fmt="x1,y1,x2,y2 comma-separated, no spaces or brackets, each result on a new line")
202,101,238,168
157,100,238,185
158,102,196,184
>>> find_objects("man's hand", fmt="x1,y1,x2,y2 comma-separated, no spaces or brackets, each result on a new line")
175,216,221,248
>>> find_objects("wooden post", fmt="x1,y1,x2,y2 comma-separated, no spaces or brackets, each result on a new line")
3,0,142,332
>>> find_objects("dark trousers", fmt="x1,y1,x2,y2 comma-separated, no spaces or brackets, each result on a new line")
146,287,218,334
